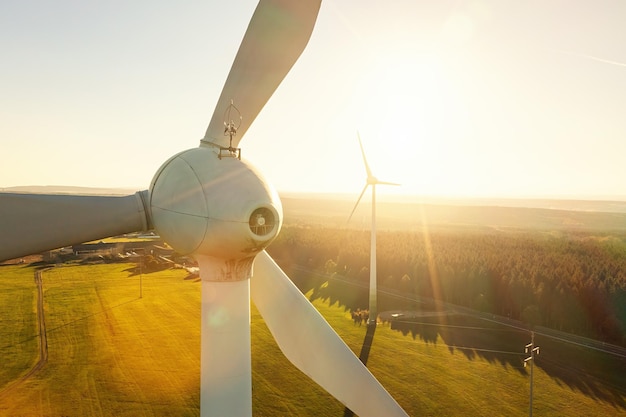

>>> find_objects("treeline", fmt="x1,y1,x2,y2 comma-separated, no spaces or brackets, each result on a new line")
267,225,626,345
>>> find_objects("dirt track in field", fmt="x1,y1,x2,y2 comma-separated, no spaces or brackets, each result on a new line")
0,268,48,399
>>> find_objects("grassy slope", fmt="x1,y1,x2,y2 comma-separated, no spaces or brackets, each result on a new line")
0,264,624,416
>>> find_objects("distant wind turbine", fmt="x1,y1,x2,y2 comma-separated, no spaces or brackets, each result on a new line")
348,133,399,327
343,133,400,417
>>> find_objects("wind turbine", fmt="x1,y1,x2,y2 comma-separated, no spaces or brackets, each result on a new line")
0,1,408,417
348,133,400,328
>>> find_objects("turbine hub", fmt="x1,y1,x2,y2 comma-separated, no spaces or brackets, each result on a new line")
149,147,282,279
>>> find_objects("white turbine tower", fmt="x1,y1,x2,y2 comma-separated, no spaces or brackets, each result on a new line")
0,2,408,417
348,133,399,327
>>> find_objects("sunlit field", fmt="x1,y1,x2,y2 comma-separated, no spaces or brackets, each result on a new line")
1,261,624,416
0,264,200,416
0,265,38,390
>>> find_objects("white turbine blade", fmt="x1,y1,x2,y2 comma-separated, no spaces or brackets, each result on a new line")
347,184,369,223
357,131,374,178
251,251,408,417
376,180,401,186
0,192,149,262
202,0,322,149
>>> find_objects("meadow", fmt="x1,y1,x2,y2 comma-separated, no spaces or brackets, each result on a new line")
1,261,625,415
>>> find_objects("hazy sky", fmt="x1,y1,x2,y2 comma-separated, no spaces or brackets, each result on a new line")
2,0,626,199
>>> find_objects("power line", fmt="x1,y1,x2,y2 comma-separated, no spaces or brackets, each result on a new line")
389,337,525,357
390,319,528,333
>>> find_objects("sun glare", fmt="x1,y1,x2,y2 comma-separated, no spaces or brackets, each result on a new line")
350,49,469,195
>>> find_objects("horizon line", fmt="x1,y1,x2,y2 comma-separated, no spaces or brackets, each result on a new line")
3,185,626,203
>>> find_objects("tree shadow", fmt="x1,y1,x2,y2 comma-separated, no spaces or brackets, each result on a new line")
284,266,626,411
390,314,626,409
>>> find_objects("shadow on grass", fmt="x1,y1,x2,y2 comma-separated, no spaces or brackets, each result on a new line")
283,265,626,411
343,323,377,417
122,265,175,277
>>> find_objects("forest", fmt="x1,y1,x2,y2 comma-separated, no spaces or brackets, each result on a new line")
267,224,626,346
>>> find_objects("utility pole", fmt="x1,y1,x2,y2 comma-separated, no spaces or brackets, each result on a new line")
524,331,540,417
136,248,144,299
139,252,143,299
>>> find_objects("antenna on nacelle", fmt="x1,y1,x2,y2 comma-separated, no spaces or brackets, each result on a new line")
220,100,242,159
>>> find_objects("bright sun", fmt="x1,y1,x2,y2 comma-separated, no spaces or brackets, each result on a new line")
349,50,469,196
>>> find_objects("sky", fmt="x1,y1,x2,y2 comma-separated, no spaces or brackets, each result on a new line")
1,0,626,200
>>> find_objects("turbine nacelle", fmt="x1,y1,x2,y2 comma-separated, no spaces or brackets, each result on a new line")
149,147,282,280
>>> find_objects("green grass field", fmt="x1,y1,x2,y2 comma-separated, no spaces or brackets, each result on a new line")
0,265,39,390
0,263,624,416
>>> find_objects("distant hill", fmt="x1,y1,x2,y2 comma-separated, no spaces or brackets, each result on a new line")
280,194,626,232
280,192,626,213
